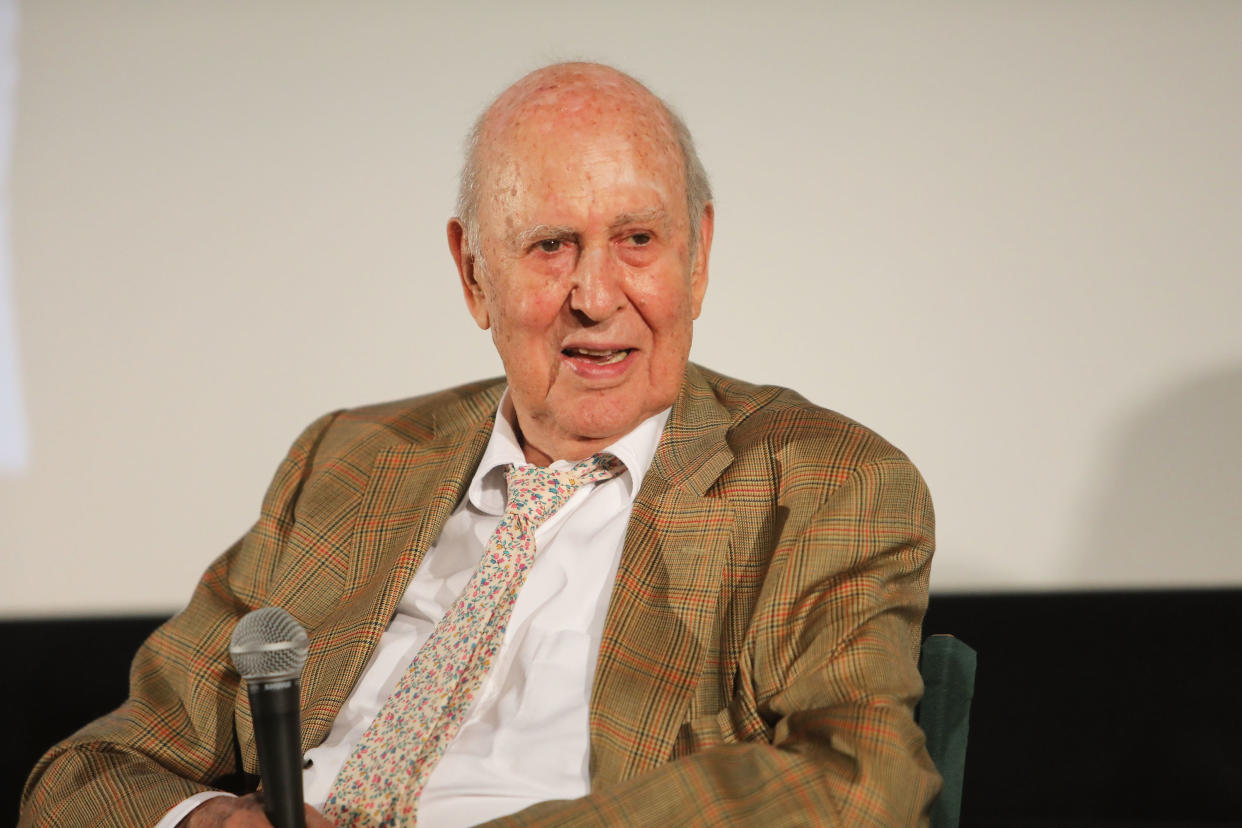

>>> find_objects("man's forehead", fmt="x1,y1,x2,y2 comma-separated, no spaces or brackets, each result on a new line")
489,152,683,237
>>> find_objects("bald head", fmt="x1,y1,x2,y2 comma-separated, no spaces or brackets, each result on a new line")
456,63,712,260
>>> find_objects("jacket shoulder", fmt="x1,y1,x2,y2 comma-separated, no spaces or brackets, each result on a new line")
289,377,506,469
339,376,505,438
694,365,911,470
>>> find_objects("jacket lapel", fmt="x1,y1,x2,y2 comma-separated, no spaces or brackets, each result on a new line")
589,366,737,784
295,387,501,751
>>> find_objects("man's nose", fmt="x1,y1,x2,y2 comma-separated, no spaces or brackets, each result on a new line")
568,247,626,322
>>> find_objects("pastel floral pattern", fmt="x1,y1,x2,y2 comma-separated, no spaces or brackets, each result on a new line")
322,453,624,827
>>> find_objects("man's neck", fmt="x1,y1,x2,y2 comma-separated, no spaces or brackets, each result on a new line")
502,398,632,466
513,423,613,467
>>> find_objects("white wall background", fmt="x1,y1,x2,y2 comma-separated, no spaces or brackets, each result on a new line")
0,0,22,473
2,1,1239,617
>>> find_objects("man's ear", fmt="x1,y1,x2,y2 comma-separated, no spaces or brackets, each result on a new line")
448,218,491,330
689,203,714,319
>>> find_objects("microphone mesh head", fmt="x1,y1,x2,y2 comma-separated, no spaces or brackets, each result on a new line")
229,607,309,681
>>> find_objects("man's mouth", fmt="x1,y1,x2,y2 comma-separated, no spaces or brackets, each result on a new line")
562,347,633,365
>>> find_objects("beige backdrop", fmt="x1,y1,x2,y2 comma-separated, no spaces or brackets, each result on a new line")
3,1,1241,617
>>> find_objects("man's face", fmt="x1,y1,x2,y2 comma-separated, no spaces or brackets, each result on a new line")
450,91,711,463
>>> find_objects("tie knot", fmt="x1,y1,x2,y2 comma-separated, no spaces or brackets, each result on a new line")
503,453,624,527
570,452,626,484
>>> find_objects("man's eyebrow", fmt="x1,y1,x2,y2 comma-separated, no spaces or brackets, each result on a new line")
515,224,575,248
611,208,667,229
513,210,669,248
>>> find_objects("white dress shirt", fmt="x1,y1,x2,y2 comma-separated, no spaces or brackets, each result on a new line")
159,400,668,827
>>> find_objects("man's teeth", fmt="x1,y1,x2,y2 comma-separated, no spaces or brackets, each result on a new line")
566,348,629,365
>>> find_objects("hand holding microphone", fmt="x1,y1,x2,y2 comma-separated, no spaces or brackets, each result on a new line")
178,793,333,828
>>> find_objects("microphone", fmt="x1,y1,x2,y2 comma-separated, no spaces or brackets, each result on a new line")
229,607,309,828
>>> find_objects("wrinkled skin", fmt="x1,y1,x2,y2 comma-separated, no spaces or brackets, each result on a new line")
450,63,713,465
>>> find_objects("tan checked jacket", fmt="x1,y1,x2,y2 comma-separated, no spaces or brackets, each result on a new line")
22,364,940,827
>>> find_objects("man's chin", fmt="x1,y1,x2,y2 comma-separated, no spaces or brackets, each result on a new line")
567,392,666,435
513,382,674,460
564,413,646,446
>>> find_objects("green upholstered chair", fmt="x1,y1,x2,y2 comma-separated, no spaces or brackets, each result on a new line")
918,634,977,828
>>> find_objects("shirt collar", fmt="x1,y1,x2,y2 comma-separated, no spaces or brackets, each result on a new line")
467,389,671,516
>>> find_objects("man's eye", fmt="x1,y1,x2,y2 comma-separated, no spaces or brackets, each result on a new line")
630,232,652,246
537,239,562,253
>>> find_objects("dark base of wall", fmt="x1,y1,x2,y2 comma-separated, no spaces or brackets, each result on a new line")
8,615,167,824
7,589,1241,826
922,589,1242,827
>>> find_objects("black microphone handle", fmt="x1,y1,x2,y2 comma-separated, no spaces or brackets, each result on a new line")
247,678,307,828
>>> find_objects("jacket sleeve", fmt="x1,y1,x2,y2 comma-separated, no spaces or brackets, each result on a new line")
19,412,340,828
485,455,941,828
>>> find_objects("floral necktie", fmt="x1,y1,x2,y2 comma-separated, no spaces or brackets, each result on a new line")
322,452,625,827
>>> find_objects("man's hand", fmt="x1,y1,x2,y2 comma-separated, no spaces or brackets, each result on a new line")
177,794,334,828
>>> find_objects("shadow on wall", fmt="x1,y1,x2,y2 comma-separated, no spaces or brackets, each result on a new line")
1072,362,1242,587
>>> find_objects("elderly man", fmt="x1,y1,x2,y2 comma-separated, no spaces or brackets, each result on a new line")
22,63,939,826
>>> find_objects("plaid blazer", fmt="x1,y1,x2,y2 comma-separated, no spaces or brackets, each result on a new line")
22,363,939,827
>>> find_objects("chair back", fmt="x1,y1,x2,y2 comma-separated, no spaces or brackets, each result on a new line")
918,634,977,828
